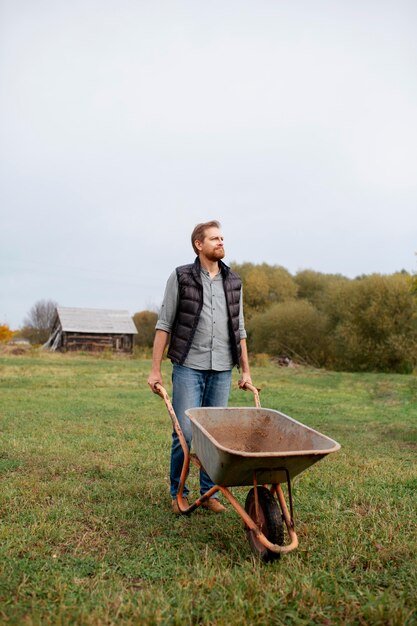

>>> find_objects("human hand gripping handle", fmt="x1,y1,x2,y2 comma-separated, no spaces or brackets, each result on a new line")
238,378,261,408
147,369,163,394
237,374,253,389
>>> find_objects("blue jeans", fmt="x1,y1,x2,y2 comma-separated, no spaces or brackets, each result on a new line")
170,364,232,499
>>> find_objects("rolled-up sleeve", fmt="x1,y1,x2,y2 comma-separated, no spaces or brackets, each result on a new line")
155,271,179,333
239,287,247,340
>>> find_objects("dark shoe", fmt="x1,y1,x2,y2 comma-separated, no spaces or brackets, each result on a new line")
172,497,189,515
201,498,226,513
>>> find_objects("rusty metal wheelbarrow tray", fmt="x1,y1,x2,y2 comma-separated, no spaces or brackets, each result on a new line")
185,406,341,487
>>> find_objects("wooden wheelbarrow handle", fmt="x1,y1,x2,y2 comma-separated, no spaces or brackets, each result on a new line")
237,380,261,408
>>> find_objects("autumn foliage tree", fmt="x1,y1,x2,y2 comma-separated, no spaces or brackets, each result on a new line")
231,262,298,318
294,269,348,310
0,324,13,343
132,262,417,372
324,274,417,372
233,262,417,372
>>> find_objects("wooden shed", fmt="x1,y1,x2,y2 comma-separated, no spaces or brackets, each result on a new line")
45,307,137,353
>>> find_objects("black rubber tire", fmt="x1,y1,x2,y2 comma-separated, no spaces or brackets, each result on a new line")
244,487,284,562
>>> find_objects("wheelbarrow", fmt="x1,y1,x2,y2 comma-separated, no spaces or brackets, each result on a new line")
154,382,341,561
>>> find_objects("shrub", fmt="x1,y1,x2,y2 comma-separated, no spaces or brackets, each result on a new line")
248,300,329,367
326,274,417,372
133,311,158,348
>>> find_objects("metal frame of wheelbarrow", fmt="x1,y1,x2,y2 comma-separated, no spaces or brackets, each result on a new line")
154,381,300,558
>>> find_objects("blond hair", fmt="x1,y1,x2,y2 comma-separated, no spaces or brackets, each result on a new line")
191,220,221,255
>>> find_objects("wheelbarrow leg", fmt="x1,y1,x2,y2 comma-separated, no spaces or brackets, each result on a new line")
218,486,299,556
269,468,296,542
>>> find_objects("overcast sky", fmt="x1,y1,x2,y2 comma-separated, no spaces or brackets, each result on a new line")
1,0,417,329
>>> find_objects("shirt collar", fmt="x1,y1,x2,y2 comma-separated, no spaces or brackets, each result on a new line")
200,267,221,278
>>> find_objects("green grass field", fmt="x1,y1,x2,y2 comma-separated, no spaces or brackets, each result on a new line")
0,352,416,625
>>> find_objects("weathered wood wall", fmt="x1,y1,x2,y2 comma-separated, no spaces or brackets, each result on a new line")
61,332,134,353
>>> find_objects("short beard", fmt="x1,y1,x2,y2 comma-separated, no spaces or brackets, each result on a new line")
206,249,225,262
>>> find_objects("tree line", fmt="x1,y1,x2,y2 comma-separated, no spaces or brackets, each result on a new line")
134,264,417,373
8,263,417,373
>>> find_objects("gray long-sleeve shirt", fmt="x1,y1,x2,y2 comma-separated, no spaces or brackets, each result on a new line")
156,266,247,371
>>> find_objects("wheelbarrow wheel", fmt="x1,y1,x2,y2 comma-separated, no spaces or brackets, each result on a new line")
245,487,284,562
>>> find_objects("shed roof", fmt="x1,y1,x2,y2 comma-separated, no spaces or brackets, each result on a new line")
56,307,137,334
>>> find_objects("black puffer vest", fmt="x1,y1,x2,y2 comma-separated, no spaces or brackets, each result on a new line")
167,257,242,367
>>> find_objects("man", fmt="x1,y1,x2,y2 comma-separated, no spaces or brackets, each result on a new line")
147,220,252,514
